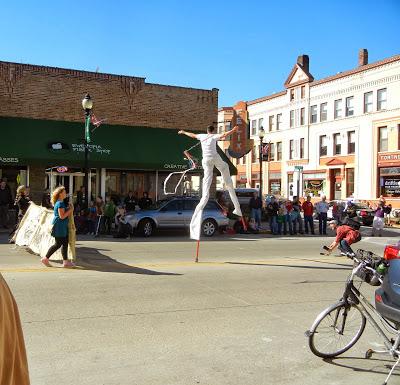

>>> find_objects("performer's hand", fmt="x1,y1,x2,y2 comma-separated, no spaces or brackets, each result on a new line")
178,130,184,135
233,125,239,131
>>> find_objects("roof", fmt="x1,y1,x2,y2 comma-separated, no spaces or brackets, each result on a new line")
0,60,218,93
218,107,234,112
246,53,400,106
247,91,286,106
312,53,400,86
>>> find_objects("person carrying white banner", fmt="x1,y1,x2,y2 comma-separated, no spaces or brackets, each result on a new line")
178,125,242,240
41,186,75,268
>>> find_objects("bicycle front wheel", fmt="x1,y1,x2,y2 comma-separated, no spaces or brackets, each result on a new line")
308,301,366,358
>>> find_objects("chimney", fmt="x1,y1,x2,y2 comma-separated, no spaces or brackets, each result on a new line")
297,55,309,72
358,49,368,67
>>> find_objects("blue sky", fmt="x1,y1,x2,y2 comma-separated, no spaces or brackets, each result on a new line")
1,0,399,106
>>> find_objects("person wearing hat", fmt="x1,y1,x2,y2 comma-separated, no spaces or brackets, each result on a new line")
325,220,361,257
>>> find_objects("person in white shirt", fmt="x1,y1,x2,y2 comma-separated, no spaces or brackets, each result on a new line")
178,125,242,240
315,196,330,235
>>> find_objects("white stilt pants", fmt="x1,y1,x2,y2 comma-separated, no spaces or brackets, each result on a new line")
190,155,242,240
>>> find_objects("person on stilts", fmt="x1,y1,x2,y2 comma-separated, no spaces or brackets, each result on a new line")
178,124,243,243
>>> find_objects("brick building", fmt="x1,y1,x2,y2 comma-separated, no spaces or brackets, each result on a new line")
0,61,223,203
221,49,400,207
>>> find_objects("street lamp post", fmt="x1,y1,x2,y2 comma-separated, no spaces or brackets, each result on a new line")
258,127,265,200
82,94,93,210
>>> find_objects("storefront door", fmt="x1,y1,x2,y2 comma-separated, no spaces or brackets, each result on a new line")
330,169,342,200
46,170,97,203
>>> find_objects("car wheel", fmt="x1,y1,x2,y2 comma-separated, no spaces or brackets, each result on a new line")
202,219,217,237
138,219,154,237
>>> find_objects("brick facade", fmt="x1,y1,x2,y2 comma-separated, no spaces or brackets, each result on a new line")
0,60,219,204
0,61,218,130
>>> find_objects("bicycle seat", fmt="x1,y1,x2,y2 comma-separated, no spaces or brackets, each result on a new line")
375,259,400,324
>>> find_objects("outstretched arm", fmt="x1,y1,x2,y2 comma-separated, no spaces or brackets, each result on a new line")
178,130,198,139
220,125,239,140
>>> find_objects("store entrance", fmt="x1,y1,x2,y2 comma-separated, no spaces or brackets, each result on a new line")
46,169,97,204
330,169,342,200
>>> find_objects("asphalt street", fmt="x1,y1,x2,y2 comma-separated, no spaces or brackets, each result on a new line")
1,228,400,385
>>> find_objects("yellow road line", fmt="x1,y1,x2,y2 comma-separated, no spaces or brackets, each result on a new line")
1,257,351,273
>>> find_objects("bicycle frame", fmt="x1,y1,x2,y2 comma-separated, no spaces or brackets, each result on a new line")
342,262,400,358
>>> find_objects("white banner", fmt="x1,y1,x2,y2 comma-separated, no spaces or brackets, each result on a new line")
14,203,76,261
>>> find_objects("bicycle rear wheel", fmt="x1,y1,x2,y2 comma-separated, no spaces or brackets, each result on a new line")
308,301,366,358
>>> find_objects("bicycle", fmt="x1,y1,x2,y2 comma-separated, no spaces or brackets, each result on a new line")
305,249,400,385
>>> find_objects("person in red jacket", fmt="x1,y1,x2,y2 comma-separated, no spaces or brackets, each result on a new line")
326,220,361,256
302,196,315,235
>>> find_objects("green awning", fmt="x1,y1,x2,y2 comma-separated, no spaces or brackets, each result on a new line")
0,117,236,175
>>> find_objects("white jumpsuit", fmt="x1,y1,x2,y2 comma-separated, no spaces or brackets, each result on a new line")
190,134,242,240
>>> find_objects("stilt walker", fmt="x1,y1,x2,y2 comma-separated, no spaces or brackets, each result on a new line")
178,125,243,262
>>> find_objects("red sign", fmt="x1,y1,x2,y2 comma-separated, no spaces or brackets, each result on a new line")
228,101,253,159
56,166,68,173
378,152,400,167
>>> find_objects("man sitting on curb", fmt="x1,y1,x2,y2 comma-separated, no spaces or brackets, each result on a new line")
326,220,361,257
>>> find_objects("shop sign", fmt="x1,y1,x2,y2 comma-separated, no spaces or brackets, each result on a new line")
269,172,282,179
0,157,19,163
56,166,68,173
228,101,253,159
378,152,400,165
48,142,70,154
163,164,188,170
71,143,111,155
384,179,400,194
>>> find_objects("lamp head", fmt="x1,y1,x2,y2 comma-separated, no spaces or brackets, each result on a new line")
82,93,93,111
259,127,265,139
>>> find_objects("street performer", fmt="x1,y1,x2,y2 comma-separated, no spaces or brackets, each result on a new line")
325,220,362,257
178,125,242,240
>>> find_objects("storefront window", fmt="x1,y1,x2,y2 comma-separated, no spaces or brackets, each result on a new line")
269,180,281,195
303,172,326,197
269,172,281,196
106,170,159,201
346,168,354,197
0,166,28,198
288,174,294,197
380,167,400,197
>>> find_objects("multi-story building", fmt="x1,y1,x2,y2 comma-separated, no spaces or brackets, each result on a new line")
228,49,400,206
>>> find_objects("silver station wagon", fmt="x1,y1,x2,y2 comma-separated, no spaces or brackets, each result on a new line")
125,197,229,237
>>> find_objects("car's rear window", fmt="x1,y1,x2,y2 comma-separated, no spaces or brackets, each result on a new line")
182,200,218,211
236,191,256,198
205,201,218,210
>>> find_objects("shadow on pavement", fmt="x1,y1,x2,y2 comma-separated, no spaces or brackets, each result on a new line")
323,356,400,377
70,247,182,276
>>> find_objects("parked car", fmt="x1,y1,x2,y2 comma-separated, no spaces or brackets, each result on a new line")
125,197,229,237
218,188,260,215
328,200,375,226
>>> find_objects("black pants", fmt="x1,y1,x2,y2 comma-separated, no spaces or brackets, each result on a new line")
319,213,328,234
0,205,8,227
46,237,69,260
104,217,112,234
